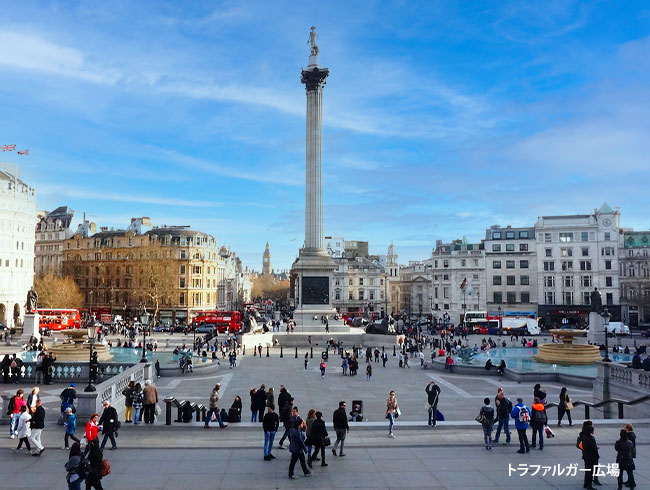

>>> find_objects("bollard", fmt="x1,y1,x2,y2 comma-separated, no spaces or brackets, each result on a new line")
280,346,283,358
393,345,396,356
267,345,270,357
584,405,590,419
165,399,173,426
310,347,313,358
295,347,298,358
243,345,245,356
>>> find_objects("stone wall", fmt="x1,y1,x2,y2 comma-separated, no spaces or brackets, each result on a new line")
592,361,650,418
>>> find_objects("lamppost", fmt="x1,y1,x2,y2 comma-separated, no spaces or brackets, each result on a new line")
498,305,502,333
140,306,150,363
84,319,98,392
601,307,612,362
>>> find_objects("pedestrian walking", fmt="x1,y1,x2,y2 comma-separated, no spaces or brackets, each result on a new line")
63,407,80,449
278,397,295,449
580,424,599,489
558,387,573,427
386,391,398,438
366,363,372,381
250,387,258,422
511,397,530,454
65,443,86,490
382,350,388,367
29,398,46,456
342,357,348,375
478,397,495,450
262,406,279,460
288,414,310,479
121,381,134,423
304,352,309,369
425,381,441,427
320,360,326,378
266,387,275,411
493,388,512,445
615,429,636,489
15,405,32,452
154,359,161,378
27,386,40,413
309,411,328,467
332,401,348,457
98,401,119,451
7,389,25,438
131,383,144,424
305,408,316,464
143,380,158,424
255,384,267,422
85,438,105,490
204,383,227,429
533,383,547,404
530,397,547,450
85,413,100,447
60,382,77,417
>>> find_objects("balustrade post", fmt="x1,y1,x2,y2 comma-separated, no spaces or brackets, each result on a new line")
585,405,590,419
618,402,624,419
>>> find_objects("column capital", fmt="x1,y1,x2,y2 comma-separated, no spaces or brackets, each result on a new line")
301,67,329,91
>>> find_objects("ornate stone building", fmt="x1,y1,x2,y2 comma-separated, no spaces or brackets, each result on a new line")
62,217,245,323
35,206,76,277
0,168,37,329
619,230,650,327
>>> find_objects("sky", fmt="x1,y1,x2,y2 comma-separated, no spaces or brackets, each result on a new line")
1,1,650,271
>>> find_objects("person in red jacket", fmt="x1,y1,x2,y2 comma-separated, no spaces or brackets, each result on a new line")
85,413,100,444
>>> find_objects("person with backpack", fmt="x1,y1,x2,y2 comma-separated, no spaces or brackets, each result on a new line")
530,397,547,450
131,383,144,424
63,407,80,449
85,438,106,490
65,442,88,490
477,398,495,450
511,397,531,454
7,388,25,438
615,429,636,490
494,388,512,445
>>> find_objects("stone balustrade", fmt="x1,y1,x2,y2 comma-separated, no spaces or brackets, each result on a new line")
593,361,650,418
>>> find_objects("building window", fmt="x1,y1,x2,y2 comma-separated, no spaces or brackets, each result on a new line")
180,250,186,259
581,231,589,242
520,260,529,269
507,292,516,304
583,292,591,305
443,304,449,310
335,290,341,301
506,244,515,252
559,232,574,242
521,292,530,303
606,292,613,305
605,260,612,270
582,275,592,287
561,248,573,257
545,248,552,257
506,276,515,286
493,276,502,285
349,291,353,300
519,231,529,238
543,261,554,271
434,287,438,299
493,261,501,269
506,260,515,269
443,287,449,299
563,291,574,304
461,259,466,266
492,245,501,252
359,278,364,286
521,275,530,285
605,276,613,287
443,274,449,280
544,276,555,288
602,247,615,256
369,291,374,300
604,232,611,241
349,278,353,286
492,232,501,239
564,276,574,288
179,278,185,288
581,247,589,257
545,291,555,305
544,233,552,243
580,260,592,271
519,243,528,252
506,231,515,239
493,292,503,303
179,293,185,305
443,260,449,268
561,261,573,271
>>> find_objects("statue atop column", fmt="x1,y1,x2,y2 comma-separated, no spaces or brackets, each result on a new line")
26,286,38,313
590,287,602,314
308,26,319,56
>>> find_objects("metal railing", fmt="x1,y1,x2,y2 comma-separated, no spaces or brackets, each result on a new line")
545,394,650,419
163,396,206,425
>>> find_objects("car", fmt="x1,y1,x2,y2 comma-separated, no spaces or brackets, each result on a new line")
195,323,216,334
172,323,186,333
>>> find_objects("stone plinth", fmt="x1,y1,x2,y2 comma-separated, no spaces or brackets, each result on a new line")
22,313,40,342
534,329,601,365
587,312,606,345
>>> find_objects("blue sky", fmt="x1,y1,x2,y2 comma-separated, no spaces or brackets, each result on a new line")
1,1,649,271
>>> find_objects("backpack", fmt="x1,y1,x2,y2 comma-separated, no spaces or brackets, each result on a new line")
100,459,111,476
518,406,530,424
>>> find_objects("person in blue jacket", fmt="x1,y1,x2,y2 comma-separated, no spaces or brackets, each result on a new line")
511,397,531,454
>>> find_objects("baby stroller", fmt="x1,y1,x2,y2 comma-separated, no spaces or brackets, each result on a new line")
349,400,363,422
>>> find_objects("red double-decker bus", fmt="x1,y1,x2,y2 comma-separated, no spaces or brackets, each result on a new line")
194,311,242,334
37,309,82,333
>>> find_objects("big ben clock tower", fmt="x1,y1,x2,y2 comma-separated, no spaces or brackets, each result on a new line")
262,242,272,275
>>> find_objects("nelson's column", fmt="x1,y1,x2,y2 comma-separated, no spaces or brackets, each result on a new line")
291,27,347,332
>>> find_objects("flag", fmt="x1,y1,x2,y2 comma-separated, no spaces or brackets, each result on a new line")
17,149,29,155
460,277,467,290
1,144,16,151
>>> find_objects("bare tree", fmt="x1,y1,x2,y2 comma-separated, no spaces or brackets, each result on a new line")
252,275,289,301
135,243,177,324
34,273,84,309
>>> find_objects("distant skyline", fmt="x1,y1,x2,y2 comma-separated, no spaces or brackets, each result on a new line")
1,1,650,270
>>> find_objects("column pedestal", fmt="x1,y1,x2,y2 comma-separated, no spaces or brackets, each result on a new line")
587,312,605,345
22,313,40,342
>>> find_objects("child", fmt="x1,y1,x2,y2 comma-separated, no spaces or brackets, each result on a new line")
63,407,80,449
479,398,495,450
366,364,372,381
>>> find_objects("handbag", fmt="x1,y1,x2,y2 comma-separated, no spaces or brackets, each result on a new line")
395,407,401,418
322,436,331,447
210,412,217,422
155,404,161,416
475,413,487,424
545,425,555,438
566,401,574,410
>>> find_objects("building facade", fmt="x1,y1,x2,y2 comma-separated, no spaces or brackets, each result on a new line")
35,206,76,277
331,256,386,317
535,203,621,327
0,169,37,329
484,225,538,316
62,218,244,323
619,230,650,327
